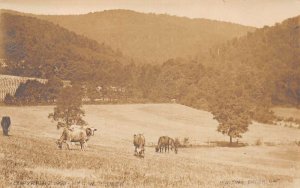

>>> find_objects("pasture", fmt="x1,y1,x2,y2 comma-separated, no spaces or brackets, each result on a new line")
0,104,299,187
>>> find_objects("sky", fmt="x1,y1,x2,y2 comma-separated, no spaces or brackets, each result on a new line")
1,0,300,27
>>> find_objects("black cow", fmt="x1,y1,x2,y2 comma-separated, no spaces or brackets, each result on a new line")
1,116,11,136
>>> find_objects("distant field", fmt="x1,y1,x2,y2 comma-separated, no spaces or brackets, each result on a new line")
0,104,299,187
272,107,300,120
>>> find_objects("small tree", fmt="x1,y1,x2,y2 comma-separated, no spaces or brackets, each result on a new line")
211,96,252,144
4,94,15,105
48,85,86,129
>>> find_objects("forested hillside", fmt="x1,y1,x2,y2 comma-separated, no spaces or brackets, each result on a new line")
211,16,300,107
1,12,130,82
37,10,255,63
126,15,300,122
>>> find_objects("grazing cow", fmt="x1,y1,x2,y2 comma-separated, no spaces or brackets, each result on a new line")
133,134,145,157
155,136,178,154
56,126,97,150
155,136,169,153
1,116,11,136
168,138,178,154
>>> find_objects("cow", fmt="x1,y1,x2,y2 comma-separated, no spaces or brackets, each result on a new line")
168,137,178,154
155,136,169,153
1,116,11,136
155,136,178,154
69,125,97,147
56,125,97,150
133,134,145,157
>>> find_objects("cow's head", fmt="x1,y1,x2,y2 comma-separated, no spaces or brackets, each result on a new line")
56,140,63,149
155,146,159,152
86,127,97,136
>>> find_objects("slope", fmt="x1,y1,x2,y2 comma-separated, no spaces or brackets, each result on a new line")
0,12,129,81
209,15,300,106
36,9,255,63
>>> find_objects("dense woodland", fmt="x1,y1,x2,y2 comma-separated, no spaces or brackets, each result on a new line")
1,12,299,124
1,13,129,80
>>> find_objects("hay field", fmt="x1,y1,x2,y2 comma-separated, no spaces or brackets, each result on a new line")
0,104,299,187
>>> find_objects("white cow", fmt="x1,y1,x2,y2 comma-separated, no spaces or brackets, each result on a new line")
56,125,97,150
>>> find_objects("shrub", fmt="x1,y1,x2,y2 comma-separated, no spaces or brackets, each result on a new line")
183,137,190,146
255,138,263,146
4,94,15,105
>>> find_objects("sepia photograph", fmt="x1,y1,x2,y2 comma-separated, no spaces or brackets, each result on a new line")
0,0,299,187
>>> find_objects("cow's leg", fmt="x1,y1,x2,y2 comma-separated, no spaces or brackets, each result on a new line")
138,146,144,156
2,126,8,136
65,140,71,150
134,146,137,155
170,143,175,151
80,142,83,150
83,141,87,150
80,141,85,151
56,140,63,149
4,128,8,136
142,145,145,154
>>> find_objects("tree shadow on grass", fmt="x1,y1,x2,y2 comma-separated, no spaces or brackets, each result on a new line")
209,141,248,147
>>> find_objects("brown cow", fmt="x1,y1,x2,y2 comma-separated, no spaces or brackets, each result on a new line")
155,136,178,154
133,134,145,157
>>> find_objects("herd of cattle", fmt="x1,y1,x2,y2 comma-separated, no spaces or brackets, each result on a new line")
56,125,178,157
1,117,178,157
133,134,179,157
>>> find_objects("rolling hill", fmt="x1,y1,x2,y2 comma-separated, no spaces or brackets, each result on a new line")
36,9,255,63
0,11,130,81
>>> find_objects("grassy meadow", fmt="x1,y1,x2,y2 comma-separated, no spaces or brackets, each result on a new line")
0,104,299,187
